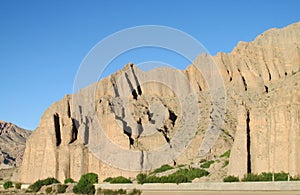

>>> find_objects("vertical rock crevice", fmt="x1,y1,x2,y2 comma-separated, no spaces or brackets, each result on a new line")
168,109,177,126
238,68,248,91
131,66,142,96
53,113,61,147
69,119,78,144
125,72,138,100
246,109,251,173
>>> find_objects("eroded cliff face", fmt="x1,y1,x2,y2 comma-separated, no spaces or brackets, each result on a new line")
20,22,300,183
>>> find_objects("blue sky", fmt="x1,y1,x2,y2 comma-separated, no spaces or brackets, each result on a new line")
0,0,299,130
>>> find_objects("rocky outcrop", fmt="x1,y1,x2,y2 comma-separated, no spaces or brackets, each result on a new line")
0,120,31,168
20,22,300,183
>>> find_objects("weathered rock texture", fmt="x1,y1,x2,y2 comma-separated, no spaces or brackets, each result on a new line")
20,22,300,183
0,120,31,168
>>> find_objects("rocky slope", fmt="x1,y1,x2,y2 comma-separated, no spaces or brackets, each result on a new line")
20,22,300,183
0,120,31,168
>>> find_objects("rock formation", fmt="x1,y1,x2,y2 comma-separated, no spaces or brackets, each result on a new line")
0,120,31,168
20,22,300,183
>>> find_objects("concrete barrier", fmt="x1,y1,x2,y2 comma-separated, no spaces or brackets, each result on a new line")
95,182,300,191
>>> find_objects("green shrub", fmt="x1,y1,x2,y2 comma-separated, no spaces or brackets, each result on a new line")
64,178,75,184
28,177,60,192
45,187,52,194
117,189,127,194
99,189,127,195
109,176,132,184
3,181,13,189
136,173,147,184
200,160,215,168
274,172,288,181
241,172,289,182
103,177,113,182
167,174,189,184
222,160,229,168
223,175,239,182
57,184,68,193
128,188,142,195
242,173,263,182
221,150,231,158
151,164,173,174
172,168,209,181
15,182,22,189
73,173,98,195
138,168,208,184
199,159,207,163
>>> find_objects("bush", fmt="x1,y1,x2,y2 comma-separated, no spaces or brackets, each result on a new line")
128,188,142,195
3,181,13,189
221,150,231,158
151,164,173,174
199,159,207,163
64,178,75,184
57,184,68,193
136,173,147,184
109,176,132,184
223,175,239,182
15,182,22,189
241,172,289,182
73,173,98,195
222,160,229,168
103,177,113,182
45,187,52,194
99,189,127,195
200,160,215,169
136,168,209,184
242,173,263,182
274,172,288,181
28,177,60,192
172,168,209,181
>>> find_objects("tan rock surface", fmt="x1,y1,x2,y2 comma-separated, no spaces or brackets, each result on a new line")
20,22,300,183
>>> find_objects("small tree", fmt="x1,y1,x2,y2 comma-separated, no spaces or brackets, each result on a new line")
136,173,147,184
3,181,13,189
73,173,98,195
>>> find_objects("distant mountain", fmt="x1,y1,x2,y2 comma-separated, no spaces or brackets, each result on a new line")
0,120,31,168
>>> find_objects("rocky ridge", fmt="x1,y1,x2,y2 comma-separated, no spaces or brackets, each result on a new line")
0,120,31,168
19,22,300,183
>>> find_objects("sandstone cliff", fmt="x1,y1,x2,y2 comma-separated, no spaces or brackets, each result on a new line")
20,22,300,183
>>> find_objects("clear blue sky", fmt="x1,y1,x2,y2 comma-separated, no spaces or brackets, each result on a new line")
0,0,299,130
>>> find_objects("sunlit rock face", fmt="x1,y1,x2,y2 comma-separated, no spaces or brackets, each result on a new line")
20,22,300,183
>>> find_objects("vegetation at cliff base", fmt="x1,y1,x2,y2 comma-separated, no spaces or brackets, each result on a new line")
3,181,13,189
150,164,174,174
200,160,215,169
73,173,98,195
103,176,132,184
28,177,60,192
223,175,239,182
64,177,75,184
137,168,209,184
